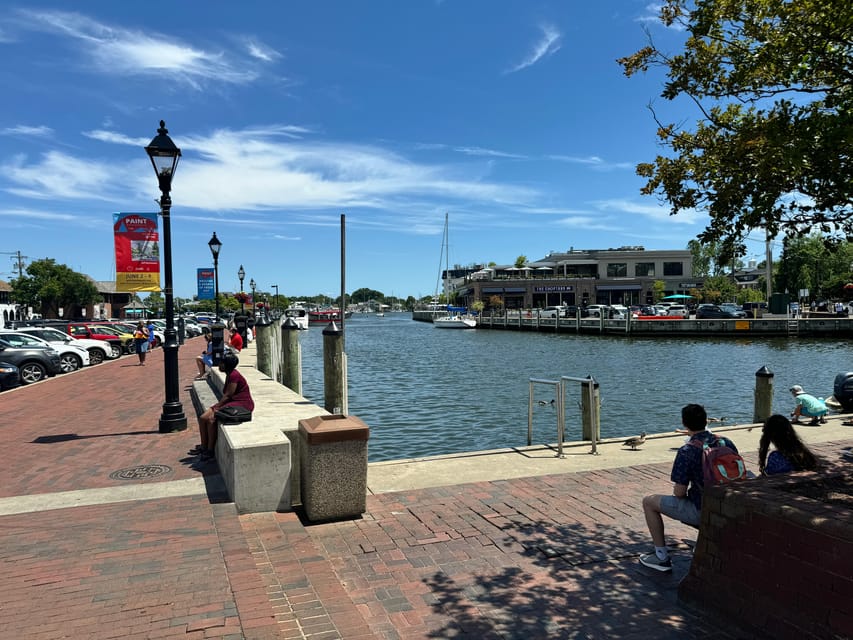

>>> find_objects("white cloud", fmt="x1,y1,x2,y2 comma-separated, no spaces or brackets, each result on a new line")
548,154,634,171
245,39,282,62
1,125,53,137
454,146,526,159
593,198,701,224
83,130,151,146
16,10,259,89
505,24,562,74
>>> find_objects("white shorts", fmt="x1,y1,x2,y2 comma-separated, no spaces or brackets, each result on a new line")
659,495,701,527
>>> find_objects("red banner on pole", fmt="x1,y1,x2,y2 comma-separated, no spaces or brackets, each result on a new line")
113,212,161,292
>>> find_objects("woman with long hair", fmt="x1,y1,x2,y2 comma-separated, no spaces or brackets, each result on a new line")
758,414,819,475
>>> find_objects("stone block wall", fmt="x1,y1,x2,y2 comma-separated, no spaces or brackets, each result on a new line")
678,469,852,639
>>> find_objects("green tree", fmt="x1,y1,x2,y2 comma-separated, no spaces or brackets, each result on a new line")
11,259,99,319
619,0,853,246
145,291,164,314
776,235,853,300
514,255,528,268
471,300,485,314
652,280,666,302
702,275,738,303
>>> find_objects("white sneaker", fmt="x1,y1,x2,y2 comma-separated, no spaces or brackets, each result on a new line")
639,552,672,572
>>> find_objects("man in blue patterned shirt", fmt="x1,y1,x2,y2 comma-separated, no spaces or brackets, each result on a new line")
639,403,739,572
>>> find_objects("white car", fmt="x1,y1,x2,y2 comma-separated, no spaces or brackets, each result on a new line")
540,306,566,318
0,330,90,373
16,326,115,364
667,305,690,318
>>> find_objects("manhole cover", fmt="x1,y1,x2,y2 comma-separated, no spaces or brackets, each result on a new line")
109,464,173,480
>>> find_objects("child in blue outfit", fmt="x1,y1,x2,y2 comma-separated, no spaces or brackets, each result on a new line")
758,414,818,475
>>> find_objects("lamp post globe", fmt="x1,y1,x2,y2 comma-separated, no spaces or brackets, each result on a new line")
145,120,187,433
238,264,246,313
208,232,222,322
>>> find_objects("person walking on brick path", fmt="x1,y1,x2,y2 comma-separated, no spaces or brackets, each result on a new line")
758,414,819,475
191,353,254,461
639,403,740,572
789,385,828,425
133,321,149,365
147,320,156,350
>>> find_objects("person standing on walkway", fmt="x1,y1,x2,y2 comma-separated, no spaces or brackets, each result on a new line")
133,321,149,365
639,403,740,572
147,320,156,350
789,385,828,425
758,414,819,475
192,353,254,461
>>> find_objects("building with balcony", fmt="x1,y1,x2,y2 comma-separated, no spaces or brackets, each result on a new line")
452,246,697,310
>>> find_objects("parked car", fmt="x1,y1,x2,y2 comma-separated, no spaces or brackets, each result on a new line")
15,326,113,365
0,361,21,391
540,306,566,318
42,322,124,359
585,304,608,318
86,324,137,354
719,303,748,318
109,322,163,347
667,305,690,318
696,305,748,319
0,331,90,373
0,337,62,384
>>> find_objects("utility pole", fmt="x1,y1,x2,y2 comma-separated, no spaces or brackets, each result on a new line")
1,251,28,279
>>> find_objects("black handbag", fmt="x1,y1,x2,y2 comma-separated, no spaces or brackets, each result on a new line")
214,406,252,423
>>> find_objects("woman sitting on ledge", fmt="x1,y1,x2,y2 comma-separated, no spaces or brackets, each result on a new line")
191,353,254,461
758,414,819,475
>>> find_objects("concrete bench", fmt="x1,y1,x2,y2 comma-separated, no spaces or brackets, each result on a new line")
189,355,329,513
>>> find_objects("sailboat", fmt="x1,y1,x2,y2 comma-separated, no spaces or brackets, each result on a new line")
433,213,476,329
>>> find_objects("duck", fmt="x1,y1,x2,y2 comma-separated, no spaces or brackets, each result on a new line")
622,431,646,450
708,416,727,424
537,399,555,406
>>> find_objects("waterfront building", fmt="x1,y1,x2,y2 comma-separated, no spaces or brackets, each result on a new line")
452,246,696,310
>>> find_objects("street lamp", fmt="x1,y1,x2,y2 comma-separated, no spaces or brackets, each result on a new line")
272,284,279,314
249,278,256,315
237,264,245,313
145,120,187,433
208,232,222,321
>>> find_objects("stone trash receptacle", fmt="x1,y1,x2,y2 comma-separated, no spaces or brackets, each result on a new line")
298,414,369,522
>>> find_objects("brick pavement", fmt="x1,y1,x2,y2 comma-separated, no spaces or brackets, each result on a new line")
1,340,850,638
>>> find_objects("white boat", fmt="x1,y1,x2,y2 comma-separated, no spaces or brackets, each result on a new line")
433,213,476,329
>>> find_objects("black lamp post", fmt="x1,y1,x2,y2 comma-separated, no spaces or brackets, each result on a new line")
272,284,279,313
238,264,245,313
208,232,222,321
249,278,256,315
145,120,187,433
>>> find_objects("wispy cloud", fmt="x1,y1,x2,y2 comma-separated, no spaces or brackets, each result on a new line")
454,146,526,159
505,23,562,74
593,198,701,224
1,125,53,137
83,130,151,146
548,154,634,171
15,9,259,88
245,39,282,62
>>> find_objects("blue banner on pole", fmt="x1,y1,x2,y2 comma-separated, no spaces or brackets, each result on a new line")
197,268,215,300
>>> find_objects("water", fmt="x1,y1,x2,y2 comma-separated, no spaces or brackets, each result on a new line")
296,313,851,462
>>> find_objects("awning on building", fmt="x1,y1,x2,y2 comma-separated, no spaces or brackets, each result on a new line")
596,284,642,291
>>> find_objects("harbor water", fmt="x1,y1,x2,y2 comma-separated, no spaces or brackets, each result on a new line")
296,312,852,462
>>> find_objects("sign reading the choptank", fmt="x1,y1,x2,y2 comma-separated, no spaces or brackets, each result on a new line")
114,211,161,292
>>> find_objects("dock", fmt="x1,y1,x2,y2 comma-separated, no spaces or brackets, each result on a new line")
0,337,850,638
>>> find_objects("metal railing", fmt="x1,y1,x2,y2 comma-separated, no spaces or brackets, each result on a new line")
528,375,601,457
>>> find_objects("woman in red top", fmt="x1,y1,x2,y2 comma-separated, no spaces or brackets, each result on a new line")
192,353,254,460
228,328,243,352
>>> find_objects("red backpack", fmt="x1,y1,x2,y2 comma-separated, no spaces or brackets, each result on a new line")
690,435,748,486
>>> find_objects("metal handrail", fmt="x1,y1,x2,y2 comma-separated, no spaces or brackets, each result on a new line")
560,375,600,455
528,378,563,457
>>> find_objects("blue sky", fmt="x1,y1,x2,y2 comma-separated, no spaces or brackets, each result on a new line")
0,2,772,301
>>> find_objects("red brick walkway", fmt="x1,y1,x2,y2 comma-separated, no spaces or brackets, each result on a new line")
0,340,849,638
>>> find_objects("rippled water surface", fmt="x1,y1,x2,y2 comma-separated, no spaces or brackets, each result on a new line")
296,313,851,461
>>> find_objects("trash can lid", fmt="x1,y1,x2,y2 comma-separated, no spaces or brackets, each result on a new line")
299,414,370,444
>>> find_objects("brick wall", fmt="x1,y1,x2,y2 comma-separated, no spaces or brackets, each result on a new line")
678,469,853,639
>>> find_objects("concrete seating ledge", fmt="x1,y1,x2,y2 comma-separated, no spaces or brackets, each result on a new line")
190,359,330,514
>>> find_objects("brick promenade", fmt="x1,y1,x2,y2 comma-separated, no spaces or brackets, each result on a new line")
0,337,850,639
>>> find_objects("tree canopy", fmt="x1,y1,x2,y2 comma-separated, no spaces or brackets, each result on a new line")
12,259,99,318
619,0,853,246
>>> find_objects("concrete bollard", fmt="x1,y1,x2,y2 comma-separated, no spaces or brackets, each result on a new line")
323,322,346,414
753,365,774,424
281,316,302,394
581,377,601,441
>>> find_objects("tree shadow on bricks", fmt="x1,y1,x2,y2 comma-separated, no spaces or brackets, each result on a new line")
32,431,158,443
420,519,716,639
